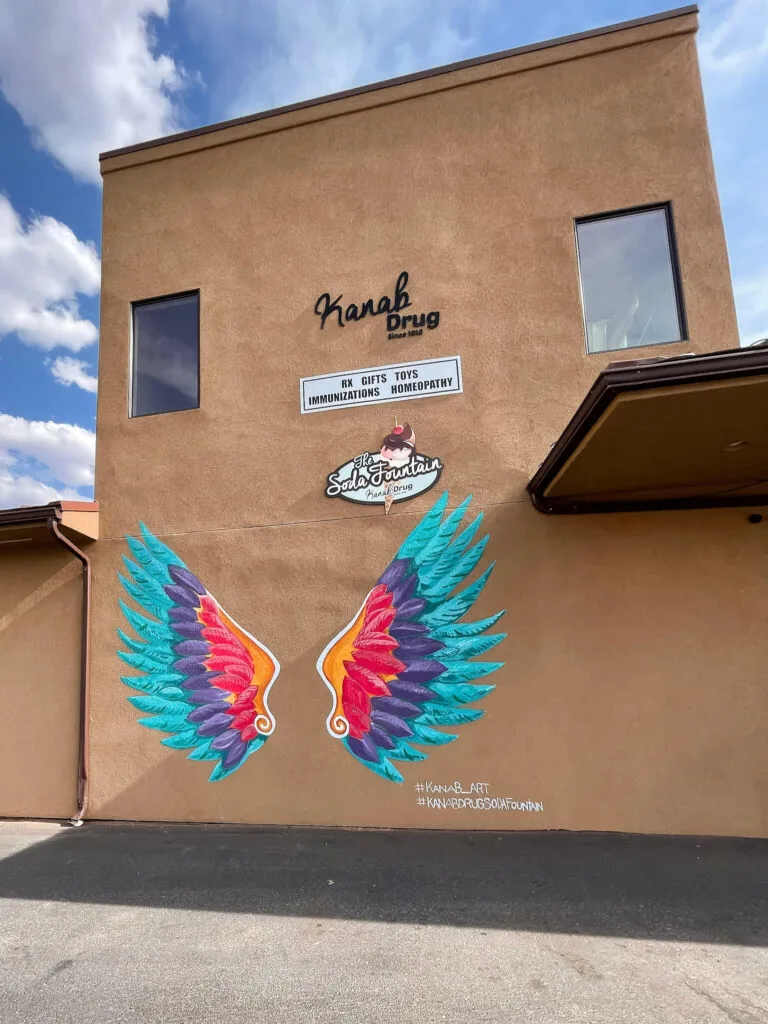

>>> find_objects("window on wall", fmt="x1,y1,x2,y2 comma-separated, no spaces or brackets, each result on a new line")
575,205,686,354
131,292,200,417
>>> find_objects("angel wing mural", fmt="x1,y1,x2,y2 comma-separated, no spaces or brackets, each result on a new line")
317,493,506,783
117,524,280,782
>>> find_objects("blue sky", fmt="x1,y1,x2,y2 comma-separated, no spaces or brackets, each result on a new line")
0,0,765,508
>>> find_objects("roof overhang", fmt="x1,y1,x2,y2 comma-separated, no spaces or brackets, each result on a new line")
0,501,99,544
528,348,768,514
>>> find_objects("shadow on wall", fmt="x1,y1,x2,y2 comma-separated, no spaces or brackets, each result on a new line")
0,824,765,946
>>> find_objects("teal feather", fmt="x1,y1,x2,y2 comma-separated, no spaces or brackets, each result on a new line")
118,573,169,621
120,672,183,691
418,535,490,603
125,535,171,582
117,630,148,654
187,742,218,761
119,600,177,643
434,512,484,566
436,633,507,660
432,611,506,638
159,686,186,700
138,712,192,732
418,706,485,726
412,495,473,570
428,681,496,705
396,492,449,560
128,694,188,714
387,740,429,762
139,522,185,569
118,649,175,672
161,729,200,750
121,556,173,610
408,722,458,745
431,661,503,685
420,563,495,629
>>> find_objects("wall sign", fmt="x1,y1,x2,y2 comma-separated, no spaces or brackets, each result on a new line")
300,355,462,414
326,422,443,507
313,271,441,337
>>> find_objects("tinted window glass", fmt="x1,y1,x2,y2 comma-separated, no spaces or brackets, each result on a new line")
576,207,684,353
131,293,199,416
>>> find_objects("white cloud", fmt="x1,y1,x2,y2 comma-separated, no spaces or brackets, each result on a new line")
50,356,98,394
0,472,85,510
0,195,100,351
699,0,768,84
0,0,182,184
0,415,95,509
185,0,487,118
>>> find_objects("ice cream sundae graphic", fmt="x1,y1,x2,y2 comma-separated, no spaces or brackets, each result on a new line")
379,422,415,513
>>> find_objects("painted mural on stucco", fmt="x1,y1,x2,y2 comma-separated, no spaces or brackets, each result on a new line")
316,492,507,783
117,523,280,781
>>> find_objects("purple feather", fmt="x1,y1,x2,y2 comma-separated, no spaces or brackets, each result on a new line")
395,636,444,658
168,564,206,595
368,726,396,750
181,672,221,690
387,680,434,703
373,696,421,719
187,702,231,722
210,730,240,750
174,656,207,676
390,623,429,640
378,559,409,588
169,606,199,623
399,660,446,683
347,734,380,763
370,711,414,738
221,738,249,769
390,573,417,606
164,584,200,608
174,639,209,657
196,713,234,737
185,687,228,706
395,598,426,620
171,621,204,640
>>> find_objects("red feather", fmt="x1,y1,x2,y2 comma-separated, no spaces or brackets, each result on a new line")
363,606,396,634
354,633,399,652
353,649,405,675
344,660,391,696
342,676,371,716
346,703,371,737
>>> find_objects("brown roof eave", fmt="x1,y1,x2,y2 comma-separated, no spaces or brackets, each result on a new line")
527,346,768,513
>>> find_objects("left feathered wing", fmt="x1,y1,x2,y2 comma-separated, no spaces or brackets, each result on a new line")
117,523,280,782
316,493,506,783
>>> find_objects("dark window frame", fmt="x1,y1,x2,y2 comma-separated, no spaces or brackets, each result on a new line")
130,289,201,418
574,202,688,356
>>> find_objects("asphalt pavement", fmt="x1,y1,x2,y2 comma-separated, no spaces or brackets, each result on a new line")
0,821,766,1023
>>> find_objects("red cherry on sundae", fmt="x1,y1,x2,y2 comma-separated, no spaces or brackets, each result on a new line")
392,425,403,434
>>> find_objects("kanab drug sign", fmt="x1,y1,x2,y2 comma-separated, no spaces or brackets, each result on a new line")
300,356,462,414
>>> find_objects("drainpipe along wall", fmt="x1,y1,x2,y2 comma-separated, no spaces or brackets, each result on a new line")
47,516,91,824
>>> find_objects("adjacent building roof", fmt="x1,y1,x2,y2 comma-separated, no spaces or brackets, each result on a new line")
0,501,99,541
528,347,768,513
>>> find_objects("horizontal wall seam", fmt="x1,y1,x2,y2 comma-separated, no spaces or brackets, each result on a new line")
98,495,532,542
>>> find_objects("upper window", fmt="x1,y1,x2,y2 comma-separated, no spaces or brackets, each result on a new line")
131,292,199,417
575,205,686,354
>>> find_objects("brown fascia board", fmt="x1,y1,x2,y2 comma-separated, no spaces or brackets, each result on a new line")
100,5,698,165
0,500,98,528
527,347,768,514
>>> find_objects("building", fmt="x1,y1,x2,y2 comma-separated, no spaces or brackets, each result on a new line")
2,5,767,836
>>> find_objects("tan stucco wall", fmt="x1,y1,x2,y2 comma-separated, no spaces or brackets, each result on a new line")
89,15,763,835
0,539,81,818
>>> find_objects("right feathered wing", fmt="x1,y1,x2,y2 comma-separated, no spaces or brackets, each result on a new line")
317,493,507,782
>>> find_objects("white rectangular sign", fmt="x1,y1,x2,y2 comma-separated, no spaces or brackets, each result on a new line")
300,355,462,415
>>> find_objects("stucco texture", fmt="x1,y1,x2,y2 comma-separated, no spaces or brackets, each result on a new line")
87,13,766,835
0,539,81,818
